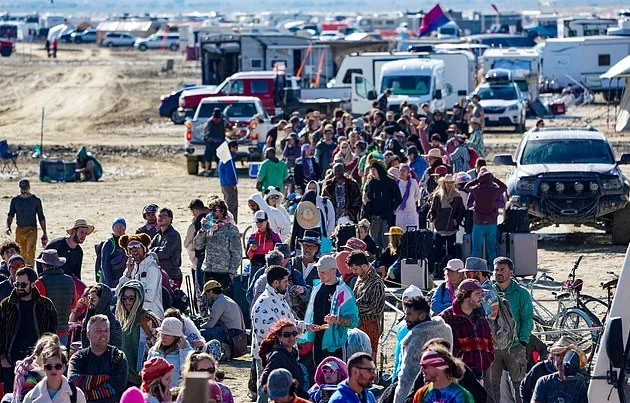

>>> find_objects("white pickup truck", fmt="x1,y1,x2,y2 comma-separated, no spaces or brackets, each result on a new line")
184,96,272,175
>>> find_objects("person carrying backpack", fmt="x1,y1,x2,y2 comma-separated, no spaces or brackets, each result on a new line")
95,217,128,288
202,108,230,176
489,256,534,403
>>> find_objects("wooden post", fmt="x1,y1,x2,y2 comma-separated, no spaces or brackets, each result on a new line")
182,372,208,403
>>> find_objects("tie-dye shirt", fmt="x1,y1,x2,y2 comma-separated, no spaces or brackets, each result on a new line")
413,382,474,403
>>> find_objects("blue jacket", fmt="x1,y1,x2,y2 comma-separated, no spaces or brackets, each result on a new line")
329,380,376,403
409,156,427,179
218,153,238,187
431,282,454,315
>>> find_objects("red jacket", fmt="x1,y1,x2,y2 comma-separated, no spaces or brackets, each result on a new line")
246,230,281,260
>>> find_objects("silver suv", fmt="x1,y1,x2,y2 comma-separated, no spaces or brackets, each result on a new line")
101,32,136,47
134,33,179,51
494,127,630,244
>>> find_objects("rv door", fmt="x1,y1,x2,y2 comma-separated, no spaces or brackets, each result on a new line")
351,73,377,116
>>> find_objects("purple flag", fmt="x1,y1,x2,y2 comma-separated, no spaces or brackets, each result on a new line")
419,3,450,36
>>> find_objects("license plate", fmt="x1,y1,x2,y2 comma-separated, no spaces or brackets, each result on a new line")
488,115,499,121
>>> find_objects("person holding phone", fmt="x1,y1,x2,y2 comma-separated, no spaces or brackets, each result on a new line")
247,211,282,273
140,357,174,403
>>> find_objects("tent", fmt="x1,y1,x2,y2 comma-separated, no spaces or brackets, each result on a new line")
47,23,74,41
601,55,630,132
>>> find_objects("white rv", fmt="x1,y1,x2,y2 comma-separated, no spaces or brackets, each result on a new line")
483,47,542,102
331,50,476,108
541,36,630,92
557,16,617,38
350,58,447,115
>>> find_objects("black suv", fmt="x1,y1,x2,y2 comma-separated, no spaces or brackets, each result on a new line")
494,127,630,244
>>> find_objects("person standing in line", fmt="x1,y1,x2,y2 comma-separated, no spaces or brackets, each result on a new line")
219,140,239,222
44,219,94,280
136,204,160,240
377,89,392,113
6,178,48,267
149,208,182,288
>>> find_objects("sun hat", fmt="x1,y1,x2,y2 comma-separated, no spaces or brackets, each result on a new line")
156,317,185,338
66,218,95,235
461,257,491,273
454,171,471,184
35,249,66,267
458,279,483,292
423,148,443,159
203,280,222,294
315,254,337,271
388,167,400,180
402,285,424,299
342,238,367,252
295,201,321,229
267,368,293,399
444,258,464,271
141,357,174,393
384,226,403,236
298,229,321,245
549,336,577,354
438,174,456,184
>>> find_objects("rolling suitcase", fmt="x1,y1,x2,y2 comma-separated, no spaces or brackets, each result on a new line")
401,258,432,290
505,208,530,233
401,227,434,260
499,233,538,277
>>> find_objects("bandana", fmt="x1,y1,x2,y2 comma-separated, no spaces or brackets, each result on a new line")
421,350,449,371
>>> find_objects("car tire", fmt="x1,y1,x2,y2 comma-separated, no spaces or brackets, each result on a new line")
170,109,185,125
612,205,630,245
169,43,179,51
186,155,200,175
138,44,148,51
0,47,11,57
107,42,114,48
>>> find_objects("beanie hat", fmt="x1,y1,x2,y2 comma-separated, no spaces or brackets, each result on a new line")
141,357,174,393
112,217,126,229
120,387,144,403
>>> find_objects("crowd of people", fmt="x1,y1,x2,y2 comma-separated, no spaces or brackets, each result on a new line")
0,102,585,403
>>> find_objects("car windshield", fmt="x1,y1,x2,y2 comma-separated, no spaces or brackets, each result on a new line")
477,85,518,101
197,102,263,119
381,75,431,96
520,139,615,165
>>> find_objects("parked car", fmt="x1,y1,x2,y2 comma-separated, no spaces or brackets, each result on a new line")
71,29,97,43
473,70,527,132
184,96,273,174
494,127,630,244
134,33,179,51
60,31,74,43
0,39,13,57
101,32,136,47
318,30,345,41
158,84,210,124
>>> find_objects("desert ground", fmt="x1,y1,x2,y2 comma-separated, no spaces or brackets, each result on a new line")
0,42,629,400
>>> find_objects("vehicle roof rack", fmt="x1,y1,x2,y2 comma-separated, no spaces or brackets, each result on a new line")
531,126,599,132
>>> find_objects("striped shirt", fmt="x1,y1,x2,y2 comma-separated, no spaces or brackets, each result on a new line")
353,267,385,320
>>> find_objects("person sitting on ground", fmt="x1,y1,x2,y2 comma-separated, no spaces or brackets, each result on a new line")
23,343,86,403
68,315,128,403
114,281,161,387
431,259,465,313
80,284,122,349
147,317,193,389
140,357,174,403
75,146,102,182
199,280,245,348
308,357,348,403
176,351,234,403
163,308,206,350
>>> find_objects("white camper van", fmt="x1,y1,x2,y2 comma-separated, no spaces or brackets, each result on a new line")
350,58,447,115
542,36,630,93
483,47,542,102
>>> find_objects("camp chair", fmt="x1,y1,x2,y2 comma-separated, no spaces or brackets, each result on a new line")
0,140,19,174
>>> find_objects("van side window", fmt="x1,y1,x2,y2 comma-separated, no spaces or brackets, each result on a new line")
251,80,269,94
598,54,611,66
226,80,244,95
342,68,363,84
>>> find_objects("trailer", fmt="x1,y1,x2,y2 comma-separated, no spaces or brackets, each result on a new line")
541,35,630,94
483,47,541,102
557,16,617,38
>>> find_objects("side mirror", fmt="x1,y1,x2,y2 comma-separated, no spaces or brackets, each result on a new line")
493,154,516,166
606,317,625,368
270,115,280,124
367,90,377,100
618,153,630,165
435,89,443,99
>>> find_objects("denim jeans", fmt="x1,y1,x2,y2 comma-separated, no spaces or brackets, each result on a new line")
472,223,497,266
200,327,241,344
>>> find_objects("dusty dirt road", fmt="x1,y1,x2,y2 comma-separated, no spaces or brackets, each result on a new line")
1,43,629,400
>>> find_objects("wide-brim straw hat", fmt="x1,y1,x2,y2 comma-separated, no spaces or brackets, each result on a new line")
295,201,321,229
66,218,95,235
438,174,457,184
423,148,443,159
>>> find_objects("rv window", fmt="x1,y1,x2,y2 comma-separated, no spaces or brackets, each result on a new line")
343,69,363,84
598,54,611,66
251,59,262,69
381,75,431,96
251,80,270,94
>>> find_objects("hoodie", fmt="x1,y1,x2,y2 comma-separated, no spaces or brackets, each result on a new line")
307,180,336,237
309,356,349,402
116,252,163,318
464,172,507,224
264,187,292,224
248,193,291,241
81,284,123,349
328,380,376,403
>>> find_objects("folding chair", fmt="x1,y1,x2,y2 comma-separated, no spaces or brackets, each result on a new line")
0,140,19,173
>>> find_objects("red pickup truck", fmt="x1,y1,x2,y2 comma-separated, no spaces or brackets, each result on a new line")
0,39,14,57
178,71,293,119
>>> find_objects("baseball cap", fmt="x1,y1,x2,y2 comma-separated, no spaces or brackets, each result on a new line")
444,259,464,271
458,279,483,292
267,368,293,399
202,280,222,294
254,210,268,222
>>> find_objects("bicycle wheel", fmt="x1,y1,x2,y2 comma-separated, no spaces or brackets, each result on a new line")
580,295,609,325
533,316,556,345
559,309,598,354
241,224,253,254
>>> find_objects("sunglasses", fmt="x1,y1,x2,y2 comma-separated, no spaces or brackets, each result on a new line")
121,296,136,302
280,331,299,338
13,281,29,288
269,195,280,199
127,243,144,251
197,366,216,374
44,363,64,371
322,368,338,375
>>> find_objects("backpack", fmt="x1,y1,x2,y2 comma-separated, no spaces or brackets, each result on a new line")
94,237,116,283
468,146,479,169
492,290,518,350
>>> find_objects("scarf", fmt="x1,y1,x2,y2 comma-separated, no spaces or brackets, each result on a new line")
446,280,457,303
209,215,234,236
399,179,412,211
301,144,315,179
